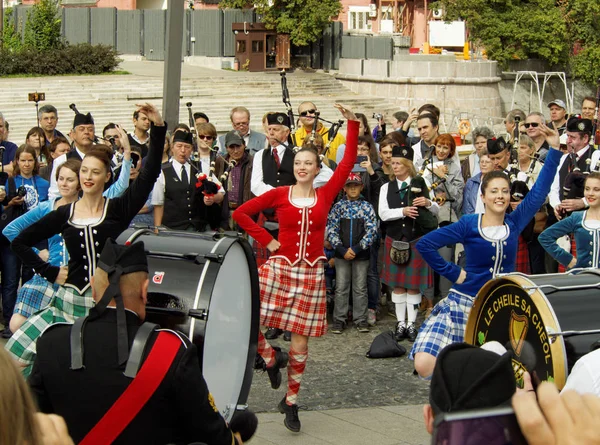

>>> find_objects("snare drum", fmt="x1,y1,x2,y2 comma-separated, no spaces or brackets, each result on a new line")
117,228,260,422
465,270,600,389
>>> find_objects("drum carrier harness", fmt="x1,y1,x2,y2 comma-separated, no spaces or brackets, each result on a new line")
69,239,183,445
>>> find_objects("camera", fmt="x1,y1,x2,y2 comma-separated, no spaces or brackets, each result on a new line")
372,113,383,120
107,137,116,145
17,186,27,197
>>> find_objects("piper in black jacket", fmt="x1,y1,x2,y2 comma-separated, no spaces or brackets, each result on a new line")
29,240,243,445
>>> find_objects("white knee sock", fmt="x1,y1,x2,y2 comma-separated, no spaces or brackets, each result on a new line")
406,293,421,325
392,292,407,324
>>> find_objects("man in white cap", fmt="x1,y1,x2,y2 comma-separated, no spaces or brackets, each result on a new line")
548,99,568,136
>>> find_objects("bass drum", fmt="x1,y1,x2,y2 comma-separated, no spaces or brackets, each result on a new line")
465,270,600,389
117,229,260,422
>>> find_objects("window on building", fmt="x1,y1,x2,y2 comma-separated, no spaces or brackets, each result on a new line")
348,6,372,31
252,40,264,53
236,41,246,53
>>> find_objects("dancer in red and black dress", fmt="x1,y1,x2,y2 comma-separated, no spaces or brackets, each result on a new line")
233,104,358,433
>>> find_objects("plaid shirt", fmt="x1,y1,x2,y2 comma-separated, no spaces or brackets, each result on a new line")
326,198,378,255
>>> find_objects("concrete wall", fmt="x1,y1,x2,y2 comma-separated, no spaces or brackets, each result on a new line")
336,56,503,122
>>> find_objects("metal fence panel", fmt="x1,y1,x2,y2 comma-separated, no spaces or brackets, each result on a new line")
116,10,143,55
91,8,116,47
332,21,343,69
322,23,333,71
222,8,255,57
190,10,223,57
63,8,90,44
143,9,166,60
341,35,366,59
366,37,393,60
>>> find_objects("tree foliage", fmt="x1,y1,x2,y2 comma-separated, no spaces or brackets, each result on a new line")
433,0,600,84
433,0,567,67
2,8,24,52
219,0,342,46
560,0,600,84
23,0,63,51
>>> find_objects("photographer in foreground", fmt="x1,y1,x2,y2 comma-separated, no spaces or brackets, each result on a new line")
513,382,600,445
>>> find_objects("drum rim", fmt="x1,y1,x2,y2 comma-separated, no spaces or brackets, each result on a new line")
188,235,260,420
466,274,567,389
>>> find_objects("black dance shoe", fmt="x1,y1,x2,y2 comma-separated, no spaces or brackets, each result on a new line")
394,322,407,341
266,347,289,389
265,327,282,340
278,397,301,432
407,324,418,342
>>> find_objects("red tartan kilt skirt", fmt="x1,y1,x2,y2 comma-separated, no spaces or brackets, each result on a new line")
558,236,577,273
258,257,328,337
381,236,432,291
515,236,531,274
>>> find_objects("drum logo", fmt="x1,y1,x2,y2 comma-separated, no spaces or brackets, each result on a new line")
509,311,529,356
152,271,165,284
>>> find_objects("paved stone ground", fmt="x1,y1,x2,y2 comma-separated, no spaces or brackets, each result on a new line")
247,310,430,414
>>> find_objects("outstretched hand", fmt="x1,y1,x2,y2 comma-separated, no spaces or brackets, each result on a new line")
115,124,131,160
135,103,164,126
334,104,357,122
539,123,560,149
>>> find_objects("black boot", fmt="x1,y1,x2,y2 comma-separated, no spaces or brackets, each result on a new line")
265,327,282,340
283,330,292,341
278,397,301,432
266,347,289,389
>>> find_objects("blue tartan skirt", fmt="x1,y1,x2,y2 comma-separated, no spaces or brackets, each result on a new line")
14,275,58,318
409,289,475,360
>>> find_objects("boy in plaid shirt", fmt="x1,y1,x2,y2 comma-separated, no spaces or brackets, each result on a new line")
326,173,378,333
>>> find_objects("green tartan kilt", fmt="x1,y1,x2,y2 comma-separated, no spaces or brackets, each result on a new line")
381,236,432,291
5,285,94,377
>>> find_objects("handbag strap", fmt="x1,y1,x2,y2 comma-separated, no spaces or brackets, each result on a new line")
78,331,181,445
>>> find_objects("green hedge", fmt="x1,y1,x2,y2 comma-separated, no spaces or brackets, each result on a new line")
0,43,121,76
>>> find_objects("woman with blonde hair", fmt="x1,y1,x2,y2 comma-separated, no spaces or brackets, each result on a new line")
378,144,439,342
0,346,73,444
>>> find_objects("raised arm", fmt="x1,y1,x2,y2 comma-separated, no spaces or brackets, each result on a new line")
319,104,359,202
510,147,562,233
112,105,167,223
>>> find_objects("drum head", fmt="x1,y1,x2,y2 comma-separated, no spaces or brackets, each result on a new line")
465,275,568,389
200,239,256,421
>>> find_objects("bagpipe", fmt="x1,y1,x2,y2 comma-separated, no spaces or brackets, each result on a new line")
279,69,344,160
396,174,439,237
418,151,456,212
185,101,237,193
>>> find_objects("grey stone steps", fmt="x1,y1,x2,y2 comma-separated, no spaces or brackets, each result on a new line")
1,71,398,142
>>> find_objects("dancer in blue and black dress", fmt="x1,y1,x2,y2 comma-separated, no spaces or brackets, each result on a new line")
410,127,561,379
6,104,166,376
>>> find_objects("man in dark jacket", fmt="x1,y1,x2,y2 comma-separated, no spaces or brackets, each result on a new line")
29,240,244,445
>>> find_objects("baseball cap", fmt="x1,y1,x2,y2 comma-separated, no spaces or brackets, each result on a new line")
225,130,245,148
345,172,362,186
548,99,566,110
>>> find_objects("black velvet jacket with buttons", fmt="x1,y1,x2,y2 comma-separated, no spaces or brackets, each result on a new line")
11,124,167,293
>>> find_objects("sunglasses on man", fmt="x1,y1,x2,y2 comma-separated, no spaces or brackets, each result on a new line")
299,109,317,117
524,123,540,129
